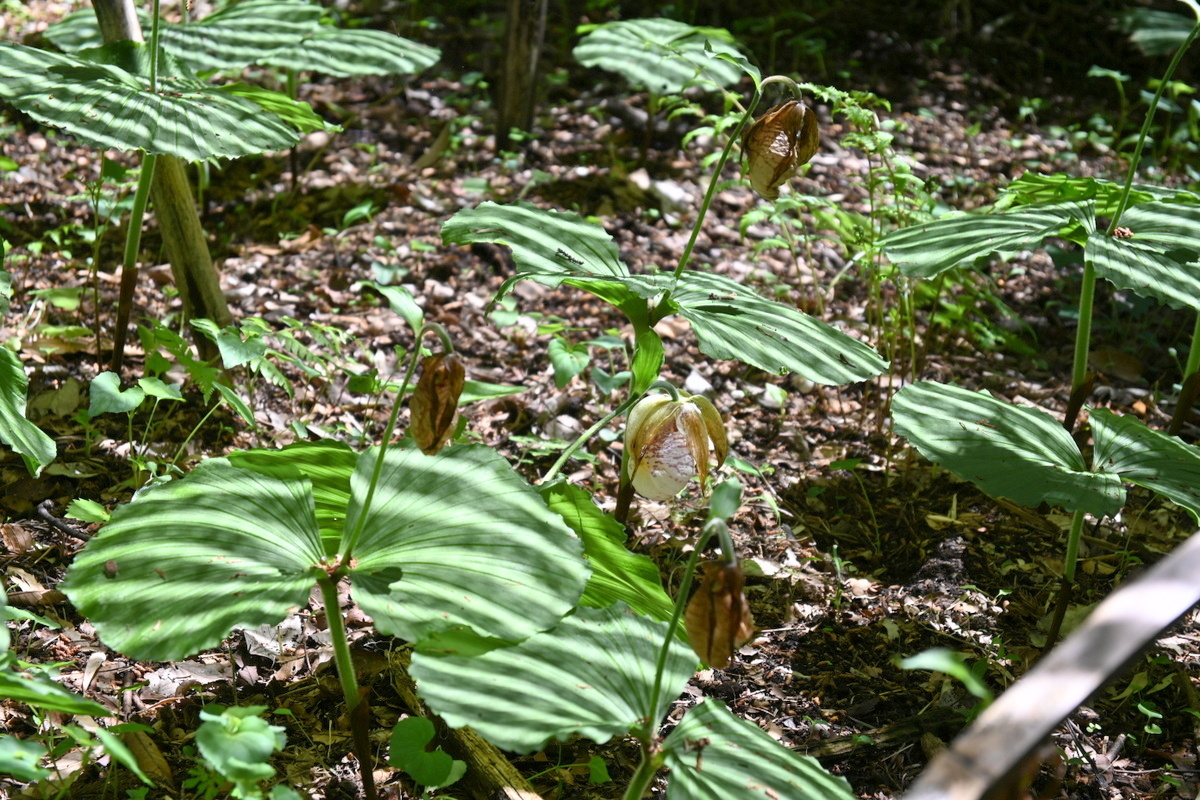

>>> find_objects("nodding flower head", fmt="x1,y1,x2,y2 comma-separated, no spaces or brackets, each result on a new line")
410,353,465,454
624,392,728,501
742,99,819,200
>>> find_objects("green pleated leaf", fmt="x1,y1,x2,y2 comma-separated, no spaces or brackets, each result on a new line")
1117,8,1195,56
261,27,440,76
0,348,56,477
892,382,1124,516
0,41,310,159
663,700,856,800
883,202,1091,279
410,603,696,753
997,173,1190,212
43,1,323,72
540,483,673,621
1085,201,1200,311
1090,408,1200,519
669,271,886,384
442,201,632,284
0,668,110,716
573,18,746,95
346,445,588,643
227,441,356,554
443,203,883,385
60,459,326,661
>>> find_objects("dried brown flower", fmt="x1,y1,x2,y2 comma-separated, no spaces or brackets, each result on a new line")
742,99,819,200
685,561,755,668
409,353,465,454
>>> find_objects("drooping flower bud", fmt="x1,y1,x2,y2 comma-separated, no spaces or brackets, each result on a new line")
742,99,819,200
410,353,465,454
625,392,728,501
685,561,755,668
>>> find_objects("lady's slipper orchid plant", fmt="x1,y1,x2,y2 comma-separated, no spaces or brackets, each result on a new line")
624,389,728,501
742,98,819,200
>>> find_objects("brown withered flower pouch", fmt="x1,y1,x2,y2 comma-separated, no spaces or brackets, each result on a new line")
742,99,819,200
410,353,465,454
685,561,755,668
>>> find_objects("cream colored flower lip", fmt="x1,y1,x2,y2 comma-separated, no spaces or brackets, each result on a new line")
625,392,728,501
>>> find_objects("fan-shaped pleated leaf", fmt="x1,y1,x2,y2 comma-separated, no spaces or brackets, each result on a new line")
443,201,631,283
1085,201,1200,311
883,202,1091,279
0,42,311,159
410,603,696,753
998,173,1191,212
42,1,322,73
60,459,326,662
228,441,355,554
573,18,745,95
663,699,856,800
1118,8,1194,56
669,271,886,384
345,445,588,643
892,382,1124,516
0,348,56,477
540,482,673,620
260,27,440,76
1090,408,1200,519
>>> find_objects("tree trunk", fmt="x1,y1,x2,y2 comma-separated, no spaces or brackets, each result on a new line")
92,0,230,366
497,0,548,149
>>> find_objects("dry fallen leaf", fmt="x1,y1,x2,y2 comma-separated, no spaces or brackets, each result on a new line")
685,561,755,668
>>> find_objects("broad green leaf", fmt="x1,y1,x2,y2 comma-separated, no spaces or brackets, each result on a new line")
996,173,1185,213
0,347,56,476
367,282,424,335
0,41,313,160
346,445,588,643
630,325,665,394
218,82,329,134
548,337,590,388
662,700,856,800
668,271,886,384
883,202,1091,279
1090,408,1200,519
540,483,673,621
460,379,525,403
136,377,183,401
892,382,1124,516
93,729,152,786
43,1,322,71
88,371,145,417
261,27,440,77
443,201,631,285
196,705,285,788
1117,8,1195,56
411,603,696,753
60,459,326,661
228,441,355,551
573,18,745,95
193,319,269,368
1085,200,1200,311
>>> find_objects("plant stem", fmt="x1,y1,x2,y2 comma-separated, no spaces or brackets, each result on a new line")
542,394,639,484
317,574,378,800
623,747,666,800
148,0,160,92
1068,258,1097,418
111,153,157,371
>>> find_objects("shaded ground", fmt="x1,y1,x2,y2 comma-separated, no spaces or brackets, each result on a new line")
3,2,1200,799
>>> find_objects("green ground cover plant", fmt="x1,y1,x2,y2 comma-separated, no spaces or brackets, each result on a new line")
3,2,1200,798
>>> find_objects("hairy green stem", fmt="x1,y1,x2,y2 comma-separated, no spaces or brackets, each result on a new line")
1069,259,1098,408
341,322,451,562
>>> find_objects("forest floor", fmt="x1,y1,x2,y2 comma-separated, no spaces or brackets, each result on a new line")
3,2,1200,799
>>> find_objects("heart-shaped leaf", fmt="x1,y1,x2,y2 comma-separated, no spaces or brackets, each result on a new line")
573,18,746,95
346,445,588,643
892,382,1124,516
388,716,466,788
662,700,856,800
883,202,1091,279
410,602,696,753
548,337,590,388
1090,408,1200,519
1084,200,1200,311
0,41,318,160
88,371,146,417
60,458,326,661
0,348,56,476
